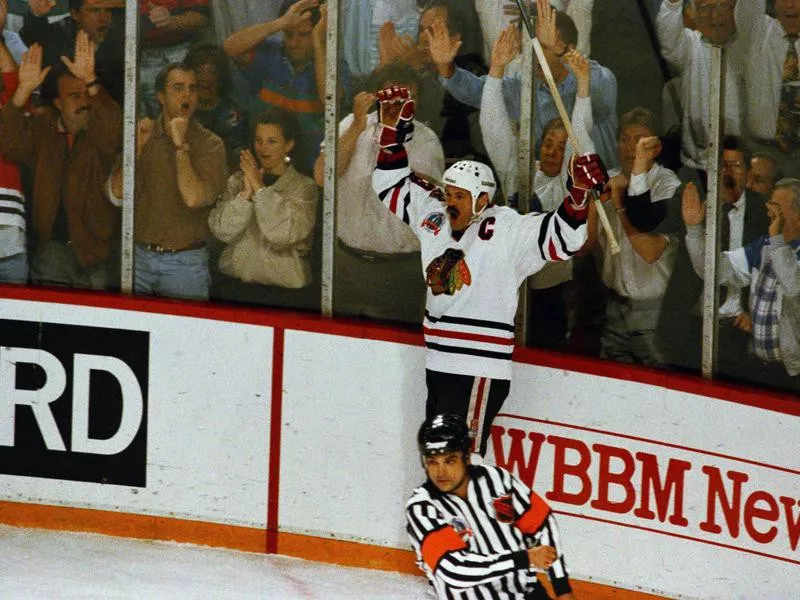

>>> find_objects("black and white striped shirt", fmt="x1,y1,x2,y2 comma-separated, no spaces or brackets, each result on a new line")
405,465,571,599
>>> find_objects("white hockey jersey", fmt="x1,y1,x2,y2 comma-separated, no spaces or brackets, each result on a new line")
372,145,588,380
405,464,570,599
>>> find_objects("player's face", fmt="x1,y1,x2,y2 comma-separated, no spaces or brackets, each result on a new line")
445,185,475,232
424,451,469,496
747,157,777,197
540,127,568,177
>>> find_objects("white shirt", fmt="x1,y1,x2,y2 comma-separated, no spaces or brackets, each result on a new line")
735,0,798,140
656,0,746,169
598,163,681,300
336,112,444,253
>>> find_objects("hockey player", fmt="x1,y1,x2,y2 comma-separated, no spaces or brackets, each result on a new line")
372,86,608,455
407,414,576,599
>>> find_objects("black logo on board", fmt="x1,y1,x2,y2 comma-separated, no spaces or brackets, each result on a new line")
0,319,149,487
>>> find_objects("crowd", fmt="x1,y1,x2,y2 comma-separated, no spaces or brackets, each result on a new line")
0,0,797,395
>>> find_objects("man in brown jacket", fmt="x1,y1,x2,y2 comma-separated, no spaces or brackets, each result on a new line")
0,32,122,289
110,62,227,300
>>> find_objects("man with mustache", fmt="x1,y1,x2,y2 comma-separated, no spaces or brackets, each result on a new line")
372,85,607,457
109,62,227,300
0,32,122,289
19,0,124,102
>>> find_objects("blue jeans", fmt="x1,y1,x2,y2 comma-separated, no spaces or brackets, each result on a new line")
134,244,210,300
0,251,28,284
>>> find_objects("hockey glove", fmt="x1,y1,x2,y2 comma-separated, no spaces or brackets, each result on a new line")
376,86,415,150
566,152,608,209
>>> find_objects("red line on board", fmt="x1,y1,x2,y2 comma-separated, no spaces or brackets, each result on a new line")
266,328,285,554
497,413,800,476
554,509,800,566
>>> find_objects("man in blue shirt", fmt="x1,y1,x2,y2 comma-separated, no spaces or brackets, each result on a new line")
223,0,350,175
426,0,619,169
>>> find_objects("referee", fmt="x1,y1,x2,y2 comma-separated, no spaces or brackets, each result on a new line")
406,414,576,599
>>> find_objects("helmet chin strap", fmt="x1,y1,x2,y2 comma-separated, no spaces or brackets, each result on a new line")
470,192,489,223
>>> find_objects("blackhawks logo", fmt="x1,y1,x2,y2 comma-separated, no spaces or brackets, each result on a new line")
426,249,471,295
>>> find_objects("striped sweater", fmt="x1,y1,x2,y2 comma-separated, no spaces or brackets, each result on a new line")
372,144,587,380
406,464,570,599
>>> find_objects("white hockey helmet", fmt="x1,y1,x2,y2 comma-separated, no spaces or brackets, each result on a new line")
442,160,496,218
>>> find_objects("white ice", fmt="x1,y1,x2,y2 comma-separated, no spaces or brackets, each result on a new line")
0,525,430,599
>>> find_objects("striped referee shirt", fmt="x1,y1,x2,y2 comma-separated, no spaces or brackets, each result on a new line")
406,464,571,599
372,143,587,380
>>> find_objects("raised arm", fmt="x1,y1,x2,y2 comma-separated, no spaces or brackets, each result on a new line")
223,0,318,61
682,183,753,287
655,0,691,72
480,25,520,200
371,86,439,229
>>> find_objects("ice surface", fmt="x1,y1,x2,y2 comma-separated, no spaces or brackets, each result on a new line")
0,526,430,599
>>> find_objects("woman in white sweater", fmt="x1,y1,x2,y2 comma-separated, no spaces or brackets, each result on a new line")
209,108,319,309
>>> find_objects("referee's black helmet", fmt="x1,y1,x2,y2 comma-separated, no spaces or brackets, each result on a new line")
417,414,471,457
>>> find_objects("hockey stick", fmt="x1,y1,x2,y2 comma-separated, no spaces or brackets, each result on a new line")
514,0,621,255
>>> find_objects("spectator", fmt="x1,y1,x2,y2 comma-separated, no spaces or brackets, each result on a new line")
208,109,319,309
210,1,283,47
371,85,607,456
656,0,745,180
224,0,349,175
407,414,577,600
183,43,249,173
20,0,124,103
139,0,210,117
479,25,595,350
428,0,619,169
748,153,781,198
2,0,26,63
379,0,488,160
313,63,442,325
109,63,227,300
584,108,681,366
0,34,122,289
736,0,800,179
342,0,419,82
0,0,27,283
659,136,770,374
682,177,800,393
